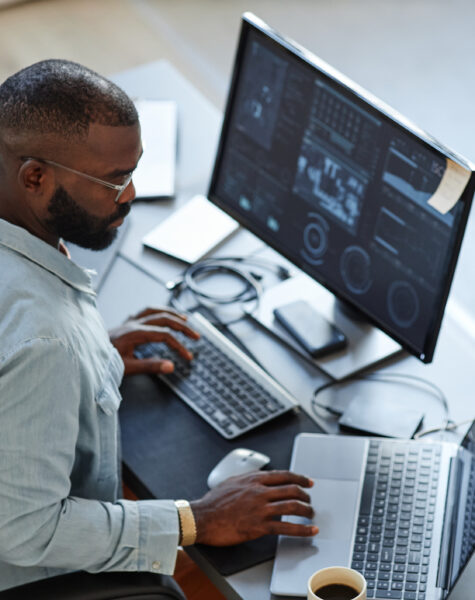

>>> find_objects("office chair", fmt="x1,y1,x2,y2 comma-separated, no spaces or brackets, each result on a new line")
0,570,187,600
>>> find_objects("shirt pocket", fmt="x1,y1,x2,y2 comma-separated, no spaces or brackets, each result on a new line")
95,348,124,485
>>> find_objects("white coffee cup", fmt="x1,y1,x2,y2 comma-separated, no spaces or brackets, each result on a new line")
307,566,367,600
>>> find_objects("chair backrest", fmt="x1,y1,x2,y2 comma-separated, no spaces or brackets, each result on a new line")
0,571,187,600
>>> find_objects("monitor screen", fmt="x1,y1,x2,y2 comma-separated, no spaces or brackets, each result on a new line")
208,13,475,363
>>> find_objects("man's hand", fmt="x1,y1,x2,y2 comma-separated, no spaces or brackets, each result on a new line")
109,307,200,376
190,470,318,546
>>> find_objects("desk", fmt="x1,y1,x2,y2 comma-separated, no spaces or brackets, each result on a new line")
87,60,475,600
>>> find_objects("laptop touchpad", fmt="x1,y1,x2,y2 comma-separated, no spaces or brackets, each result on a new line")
313,478,359,539
271,478,360,597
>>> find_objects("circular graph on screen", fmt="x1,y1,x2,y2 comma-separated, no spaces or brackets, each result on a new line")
301,212,329,265
340,245,372,294
387,281,420,328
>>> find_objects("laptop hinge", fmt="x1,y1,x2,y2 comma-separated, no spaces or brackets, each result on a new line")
436,454,463,593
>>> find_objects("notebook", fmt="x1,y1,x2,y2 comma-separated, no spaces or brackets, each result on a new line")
271,425,475,599
133,99,177,199
142,194,238,263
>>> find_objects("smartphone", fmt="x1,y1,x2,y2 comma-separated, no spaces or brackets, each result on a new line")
273,300,348,358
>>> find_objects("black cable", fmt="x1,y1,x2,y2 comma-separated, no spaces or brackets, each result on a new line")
167,255,291,326
184,262,261,304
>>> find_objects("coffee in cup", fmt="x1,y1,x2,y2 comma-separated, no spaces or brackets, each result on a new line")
307,566,366,600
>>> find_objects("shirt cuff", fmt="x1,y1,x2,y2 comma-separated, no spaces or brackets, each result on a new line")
134,499,180,574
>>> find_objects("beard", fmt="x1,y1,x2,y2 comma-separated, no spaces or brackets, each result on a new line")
45,185,131,251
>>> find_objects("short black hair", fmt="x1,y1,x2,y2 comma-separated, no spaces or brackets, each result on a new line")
0,59,138,139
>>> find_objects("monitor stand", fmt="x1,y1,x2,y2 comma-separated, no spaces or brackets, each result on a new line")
254,273,403,380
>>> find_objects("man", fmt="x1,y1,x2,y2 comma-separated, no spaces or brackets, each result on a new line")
0,59,318,592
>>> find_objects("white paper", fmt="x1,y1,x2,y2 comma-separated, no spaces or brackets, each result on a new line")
428,158,471,214
133,99,177,198
142,195,239,263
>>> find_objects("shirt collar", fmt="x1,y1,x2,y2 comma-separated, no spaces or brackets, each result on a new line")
0,218,96,295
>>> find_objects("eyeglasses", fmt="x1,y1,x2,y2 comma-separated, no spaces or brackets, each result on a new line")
21,156,134,203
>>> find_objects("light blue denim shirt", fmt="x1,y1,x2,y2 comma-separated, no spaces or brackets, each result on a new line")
0,219,179,591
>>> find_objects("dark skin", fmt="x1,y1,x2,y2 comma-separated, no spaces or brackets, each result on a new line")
109,306,199,375
0,121,318,546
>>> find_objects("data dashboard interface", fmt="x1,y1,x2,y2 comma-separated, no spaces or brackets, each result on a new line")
209,14,474,362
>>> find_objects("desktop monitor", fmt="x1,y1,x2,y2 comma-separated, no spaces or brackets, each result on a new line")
208,12,475,363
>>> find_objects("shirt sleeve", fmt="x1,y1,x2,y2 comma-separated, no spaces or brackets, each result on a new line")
0,337,180,575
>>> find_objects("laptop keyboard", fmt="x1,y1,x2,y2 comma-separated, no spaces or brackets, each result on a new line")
135,312,295,439
351,440,441,600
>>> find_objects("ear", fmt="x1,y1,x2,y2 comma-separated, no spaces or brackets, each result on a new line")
17,159,55,198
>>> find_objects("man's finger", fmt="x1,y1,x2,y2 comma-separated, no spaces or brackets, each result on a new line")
267,521,319,537
257,470,314,489
133,307,188,321
123,357,175,375
142,316,200,339
135,330,194,361
265,499,314,519
265,484,311,504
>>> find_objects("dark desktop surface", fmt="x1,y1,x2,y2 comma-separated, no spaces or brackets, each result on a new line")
119,371,323,576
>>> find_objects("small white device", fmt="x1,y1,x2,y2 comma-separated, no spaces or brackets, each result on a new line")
207,448,270,488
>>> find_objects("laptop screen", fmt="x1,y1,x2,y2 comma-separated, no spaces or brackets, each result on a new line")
455,422,475,584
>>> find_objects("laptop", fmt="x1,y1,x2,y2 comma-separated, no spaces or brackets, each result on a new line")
270,423,475,599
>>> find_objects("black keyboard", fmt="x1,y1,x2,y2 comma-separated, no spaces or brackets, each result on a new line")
351,440,441,600
135,312,297,439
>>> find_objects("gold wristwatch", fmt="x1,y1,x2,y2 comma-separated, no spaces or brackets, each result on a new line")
174,499,197,546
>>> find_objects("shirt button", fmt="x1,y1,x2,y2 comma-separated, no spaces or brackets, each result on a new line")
152,561,161,570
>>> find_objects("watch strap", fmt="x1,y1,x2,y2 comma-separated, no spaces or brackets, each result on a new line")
174,499,197,546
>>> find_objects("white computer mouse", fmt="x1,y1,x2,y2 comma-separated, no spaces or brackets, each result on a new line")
207,448,271,488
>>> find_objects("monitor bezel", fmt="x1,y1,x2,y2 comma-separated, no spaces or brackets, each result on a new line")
208,12,475,363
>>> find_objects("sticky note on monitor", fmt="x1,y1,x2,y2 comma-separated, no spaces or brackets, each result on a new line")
428,158,471,214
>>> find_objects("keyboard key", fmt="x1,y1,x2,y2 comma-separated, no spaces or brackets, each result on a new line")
369,542,380,553
361,474,376,514
367,552,379,562
409,552,421,563
381,549,393,562
392,582,403,590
